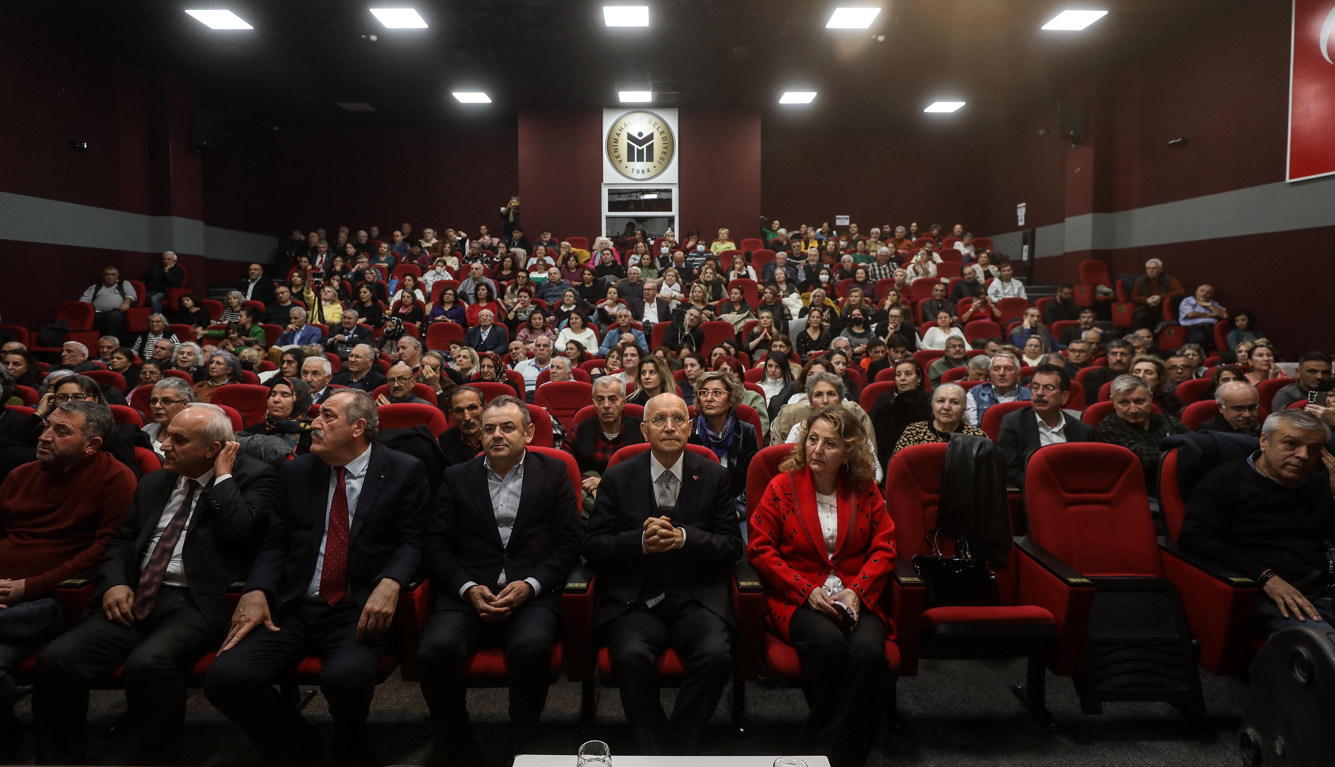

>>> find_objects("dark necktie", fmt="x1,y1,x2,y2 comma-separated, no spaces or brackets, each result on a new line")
320,467,350,606
133,480,200,621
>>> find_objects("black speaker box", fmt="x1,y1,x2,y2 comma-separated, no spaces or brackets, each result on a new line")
190,107,225,150
1239,626,1335,766
1058,97,1087,143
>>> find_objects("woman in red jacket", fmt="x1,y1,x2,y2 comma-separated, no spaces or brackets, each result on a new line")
747,406,896,767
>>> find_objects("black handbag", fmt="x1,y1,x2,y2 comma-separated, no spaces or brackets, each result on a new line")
911,528,1000,608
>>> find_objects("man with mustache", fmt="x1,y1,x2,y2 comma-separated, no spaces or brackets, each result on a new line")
997,364,1095,489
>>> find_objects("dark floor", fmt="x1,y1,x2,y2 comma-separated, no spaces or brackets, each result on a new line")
2,657,1249,766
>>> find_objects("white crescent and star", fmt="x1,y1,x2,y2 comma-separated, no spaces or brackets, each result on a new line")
1320,3,1335,65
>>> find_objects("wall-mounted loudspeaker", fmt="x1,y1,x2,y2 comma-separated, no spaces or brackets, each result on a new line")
190,107,225,150
1238,626,1335,766
1058,97,1087,143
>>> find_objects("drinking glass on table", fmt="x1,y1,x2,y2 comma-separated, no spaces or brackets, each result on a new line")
577,740,611,767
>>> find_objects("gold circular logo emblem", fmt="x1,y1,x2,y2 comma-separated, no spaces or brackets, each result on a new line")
606,110,675,181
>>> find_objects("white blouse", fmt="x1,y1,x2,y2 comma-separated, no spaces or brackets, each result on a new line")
816,491,845,593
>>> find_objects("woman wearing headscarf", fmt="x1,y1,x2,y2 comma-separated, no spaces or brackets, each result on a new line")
245,375,313,454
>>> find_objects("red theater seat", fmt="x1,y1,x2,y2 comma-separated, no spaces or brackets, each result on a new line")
109,404,143,427
210,384,270,428
1179,400,1219,429
134,446,162,475
534,381,593,430
980,400,1030,442
887,443,1092,730
1175,378,1213,405
377,403,448,438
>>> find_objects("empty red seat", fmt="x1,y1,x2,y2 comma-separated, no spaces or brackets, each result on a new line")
377,403,448,437
209,384,271,427
534,381,593,430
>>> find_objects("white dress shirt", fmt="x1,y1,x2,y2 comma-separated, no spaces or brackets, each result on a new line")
306,444,374,598
987,277,1028,301
642,301,660,326
1036,411,1068,447
139,469,226,588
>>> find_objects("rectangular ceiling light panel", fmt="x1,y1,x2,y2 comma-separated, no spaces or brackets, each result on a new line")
370,9,429,28
826,7,881,29
1041,10,1108,31
185,10,253,29
453,92,492,103
924,101,965,112
780,91,818,104
604,6,650,26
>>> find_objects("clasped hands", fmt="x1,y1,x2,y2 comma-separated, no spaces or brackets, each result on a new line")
643,515,684,554
807,586,860,626
466,581,533,623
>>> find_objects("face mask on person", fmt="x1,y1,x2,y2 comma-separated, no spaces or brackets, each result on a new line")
696,245,705,253
819,274,829,284
660,246,669,255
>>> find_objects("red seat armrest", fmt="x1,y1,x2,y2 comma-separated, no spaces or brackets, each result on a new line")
562,567,596,682
395,580,433,681
55,578,96,629
731,559,765,681
1014,536,1095,677
889,560,926,676
1158,538,1259,677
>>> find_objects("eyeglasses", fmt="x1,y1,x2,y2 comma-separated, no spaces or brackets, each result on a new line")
696,388,730,400
1167,364,1191,370
55,393,97,403
148,397,186,406
386,376,415,385
649,414,689,428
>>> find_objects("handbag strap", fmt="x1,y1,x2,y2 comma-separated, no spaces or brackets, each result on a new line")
925,527,974,560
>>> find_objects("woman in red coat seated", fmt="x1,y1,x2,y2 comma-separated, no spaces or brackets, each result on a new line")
747,406,896,767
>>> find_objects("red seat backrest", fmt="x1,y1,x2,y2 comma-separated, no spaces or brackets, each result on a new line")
209,384,271,428
217,404,246,432
963,320,1001,343
1078,260,1111,286
1066,380,1087,412
109,404,143,427
699,321,736,351
1158,448,1189,540
533,381,594,429
980,400,1031,442
86,370,127,391
745,444,796,519
859,381,897,413
1255,378,1290,413
1025,443,1161,577
1174,378,1213,405
377,403,449,438
134,446,162,475
1179,400,1219,429
14,385,39,407
606,442,719,468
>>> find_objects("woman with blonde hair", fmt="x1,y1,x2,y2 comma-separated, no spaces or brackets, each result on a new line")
747,406,895,767
626,354,676,406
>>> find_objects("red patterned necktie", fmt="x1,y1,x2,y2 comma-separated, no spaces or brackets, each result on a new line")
319,467,350,606
133,480,199,621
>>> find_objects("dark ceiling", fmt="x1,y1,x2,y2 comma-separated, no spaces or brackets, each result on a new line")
11,0,1254,130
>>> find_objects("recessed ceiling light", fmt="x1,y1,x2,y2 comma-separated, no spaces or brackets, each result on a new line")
185,10,252,30
826,7,881,29
1041,10,1108,31
604,6,649,27
780,91,817,104
619,90,652,103
338,103,377,112
452,92,492,104
924,101,966,113
370,8,428,29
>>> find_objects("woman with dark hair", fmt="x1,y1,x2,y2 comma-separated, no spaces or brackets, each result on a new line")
246,375,313,454
575,267,602,308
560,252,587,285
426,286,467,326
1226,310,1262,351
329,250,354,282
563,340,590,367
1208,364,1247,398
796,307,833,361
551,289,584,328
504,271,536,306
168,294,209,328
108,348,139,392
354,284,386,328
1131,355,1184,416
392,289,425,325
192,351,244,403
3,349,42,388
465,283,503,327
758,350,797,416
392,273,425,305
493,253,520,285
747,406,895,767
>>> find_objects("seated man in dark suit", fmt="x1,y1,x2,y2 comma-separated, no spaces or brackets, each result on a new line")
997,364,1096,489
329,344,386,393
583,393,743,755
439,386,485,468
323,310,373,361
1194,381,1261,436
204,390,429,767
561,377,645,514
419,396,581,759
467,309,509,356
239,262,278,307
34,404,275,766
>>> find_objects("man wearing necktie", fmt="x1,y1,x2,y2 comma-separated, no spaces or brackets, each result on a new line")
418,396,581,762
583,393,743,755
204,390,429,767
33,404,275,766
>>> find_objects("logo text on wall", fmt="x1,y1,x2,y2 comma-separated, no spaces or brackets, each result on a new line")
605,110,676,181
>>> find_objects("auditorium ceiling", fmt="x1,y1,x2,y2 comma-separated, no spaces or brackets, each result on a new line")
10,0,1254,129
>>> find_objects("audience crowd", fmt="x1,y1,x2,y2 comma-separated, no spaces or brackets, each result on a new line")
0,212,1331,767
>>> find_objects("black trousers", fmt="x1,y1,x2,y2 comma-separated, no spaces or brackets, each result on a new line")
203,599,386,767
788,608,889,767
601,592,733,756
417,603,560,752
33,587,215,766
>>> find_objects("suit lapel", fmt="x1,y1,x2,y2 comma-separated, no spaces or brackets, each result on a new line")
470,457,504,548
674,452,701,525
792,469,831,566
349,445,384,543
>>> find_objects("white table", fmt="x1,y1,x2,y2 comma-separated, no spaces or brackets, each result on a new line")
516,756,830,767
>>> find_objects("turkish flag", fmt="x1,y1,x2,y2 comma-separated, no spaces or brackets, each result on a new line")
1288,0,1335,181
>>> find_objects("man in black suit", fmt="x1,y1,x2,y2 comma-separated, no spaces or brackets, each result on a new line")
631,280,674,334
561,378,645,514
33,405,275,765
301,356,337,407
142,250,186,315
662,307,705,354
1193,381,1261,436
1080,339,1133,399
997,364,1096,489
204,390,430,767
466,309,509,355
439,386,486,468
324,311,374,361
239,262,277,307
419,396,581,758
329,344,386,393
583,393,743,755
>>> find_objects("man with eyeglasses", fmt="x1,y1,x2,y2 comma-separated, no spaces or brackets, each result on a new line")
998,364,1096,489
377,363,430,407
583,393,742,755
1164,354,1194,391
1194,381,1262,436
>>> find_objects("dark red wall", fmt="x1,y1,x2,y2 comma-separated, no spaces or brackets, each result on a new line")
517,109,602,240
680,109,761,240
760,122,987,234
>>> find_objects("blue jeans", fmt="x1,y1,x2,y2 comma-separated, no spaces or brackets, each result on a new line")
1253,593,1335,639
0,598,62,708
148,291,168,315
